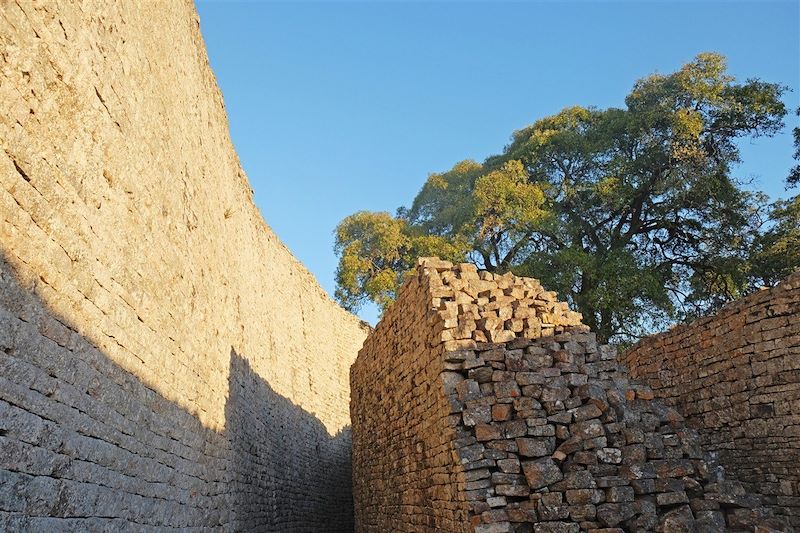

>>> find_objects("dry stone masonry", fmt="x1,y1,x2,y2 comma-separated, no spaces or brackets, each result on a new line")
1,0,798,530
350,259,586,532
623,272,800,528
1,1,367,530
351,259,794,532
350,260,473,532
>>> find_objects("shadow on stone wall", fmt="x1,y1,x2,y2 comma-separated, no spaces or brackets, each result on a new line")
226,349,353,531
0,251,353,531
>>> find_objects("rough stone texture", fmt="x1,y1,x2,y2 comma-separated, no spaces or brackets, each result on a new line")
349,261,472,533
0,1,367,530
447,333,789,533
352,260,792,532
623,272,800,528
350,259,585,532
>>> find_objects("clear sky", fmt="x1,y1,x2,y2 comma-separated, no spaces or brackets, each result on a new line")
195,0,799,324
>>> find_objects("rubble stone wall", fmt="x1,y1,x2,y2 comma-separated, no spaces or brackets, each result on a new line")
622,272,800,527
352,260,790,532
0,1,367,530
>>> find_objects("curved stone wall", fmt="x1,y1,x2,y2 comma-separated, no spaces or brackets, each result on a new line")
0,1,367,530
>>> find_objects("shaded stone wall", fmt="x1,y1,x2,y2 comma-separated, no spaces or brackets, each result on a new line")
622,272,800,527
0,1,366,530
351,260,790,532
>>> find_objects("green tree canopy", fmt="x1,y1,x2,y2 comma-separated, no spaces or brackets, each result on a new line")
334,53,791,342
749,106,800,288
789,107,800,187
333,211,465,311
749,196,800,287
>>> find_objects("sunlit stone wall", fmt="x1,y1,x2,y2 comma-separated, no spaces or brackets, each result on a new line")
351,259,790,532
0,1,367,529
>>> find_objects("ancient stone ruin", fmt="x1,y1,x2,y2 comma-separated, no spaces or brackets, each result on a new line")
623,273,800,528
1,1,798,532
0,2,367,530
350,260,797,532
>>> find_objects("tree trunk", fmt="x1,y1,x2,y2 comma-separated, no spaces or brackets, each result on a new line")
597,308,613,344
576,271,612,343
576,272,598,334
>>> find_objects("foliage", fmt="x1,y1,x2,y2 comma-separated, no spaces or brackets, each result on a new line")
334,53,791,341
789,107,800,187
334,211,466,311
749,196,800,287
749,105,800,287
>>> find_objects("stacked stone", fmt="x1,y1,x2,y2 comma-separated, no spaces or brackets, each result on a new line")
424,259,584,354
351,264,473,533
445,333,789,532
0,256,358,532
0,0,368,529
623,272,800,528
352,259,792,532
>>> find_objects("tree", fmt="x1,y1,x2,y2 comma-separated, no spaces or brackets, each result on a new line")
789,107,800,187
333,211,466,311
749,106,800,287
334,53,788,342
749,196,800,286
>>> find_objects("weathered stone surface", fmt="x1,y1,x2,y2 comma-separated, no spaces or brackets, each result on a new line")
0,2,367,531
623,272,800,528
351,261,794,532
351,265,474,532
523,458,564,489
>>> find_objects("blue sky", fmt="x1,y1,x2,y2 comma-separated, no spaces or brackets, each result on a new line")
195,0,799,323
